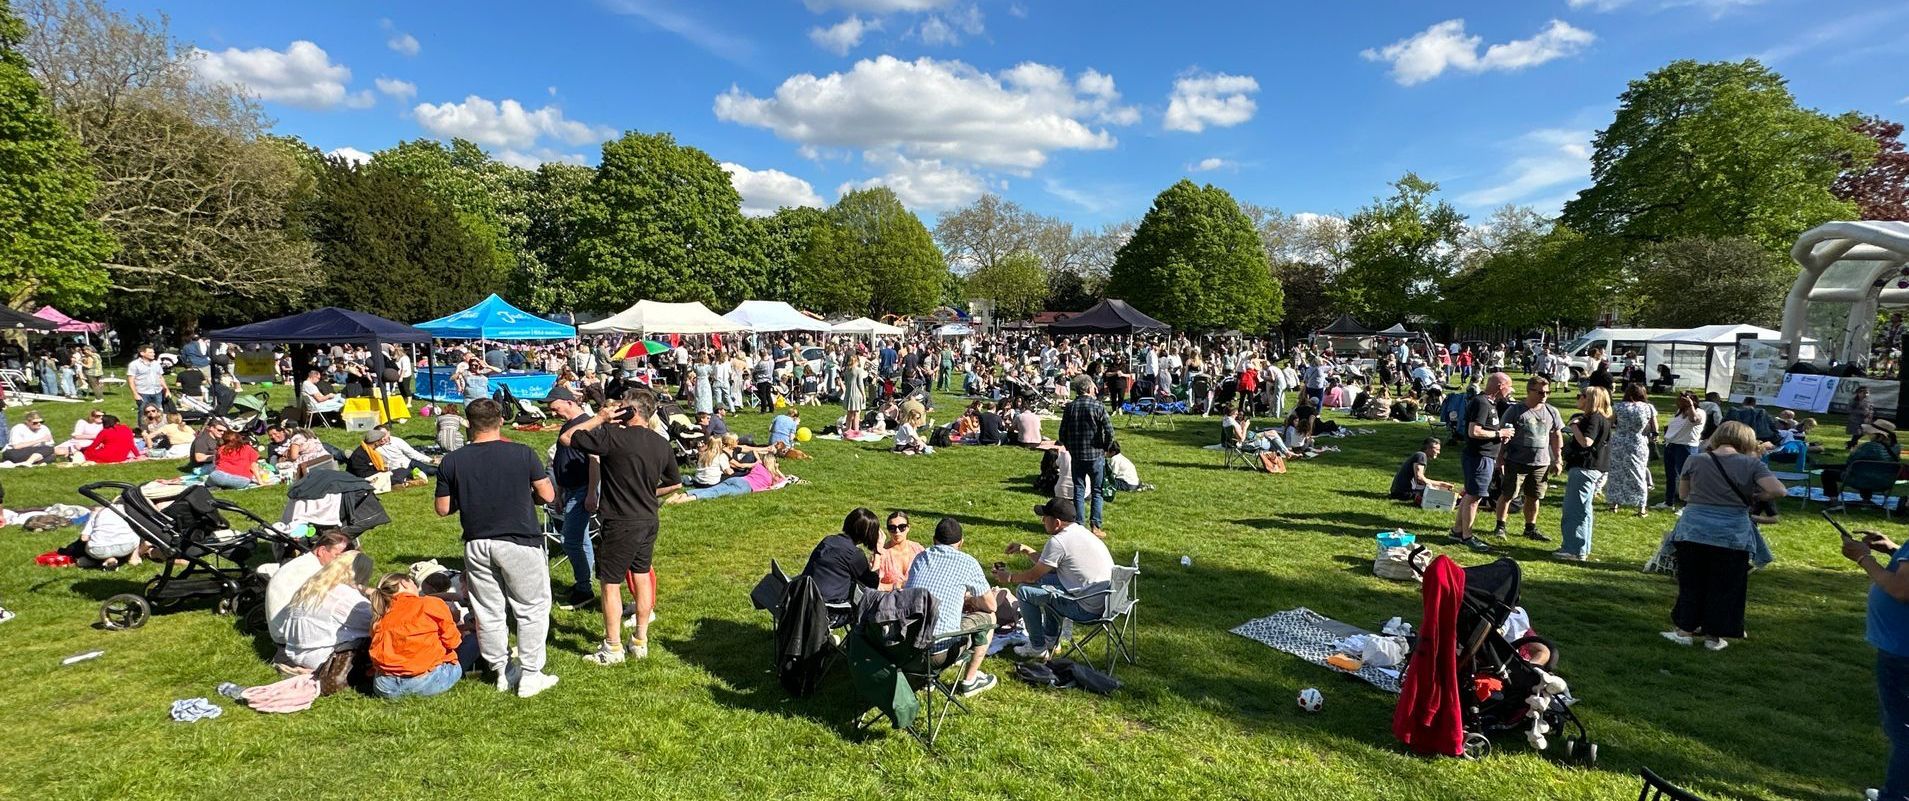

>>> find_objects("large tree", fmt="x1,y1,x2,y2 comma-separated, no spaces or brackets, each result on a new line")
799,187,946,318
965,251,1047,320
745,205,825,305
1333,174,1466,326
371,139,529,305
934,193,1040,274
1562,59,1870,255
1834,115,1909,222
1108,179,1281,331
567,131,753,311
523,161,594,312
307,157,496,321
0,0,111,308
20,0,319,328
1631,236,1795,328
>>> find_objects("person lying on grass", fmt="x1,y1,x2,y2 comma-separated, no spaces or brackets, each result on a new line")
665,453,785,503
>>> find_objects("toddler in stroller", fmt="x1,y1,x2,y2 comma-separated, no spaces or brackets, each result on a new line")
1400,550,1594,763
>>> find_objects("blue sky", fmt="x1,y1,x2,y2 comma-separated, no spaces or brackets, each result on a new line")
122,0,1909,225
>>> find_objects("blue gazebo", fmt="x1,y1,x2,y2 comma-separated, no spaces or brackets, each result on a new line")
417,294,575,340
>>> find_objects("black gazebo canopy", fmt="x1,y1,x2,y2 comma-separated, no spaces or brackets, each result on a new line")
1047,299,1170,334
206,307,432,345
1316,314,1373,336
0,306,57,331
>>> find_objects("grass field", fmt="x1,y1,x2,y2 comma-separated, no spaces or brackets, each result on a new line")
0,380,1886,801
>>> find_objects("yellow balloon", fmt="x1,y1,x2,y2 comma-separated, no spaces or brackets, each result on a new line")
796,426,813,442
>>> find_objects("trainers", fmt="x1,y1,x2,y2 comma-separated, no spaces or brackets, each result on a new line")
1452,535,1491,553
495,663,522,692
582,640,626,666
1059,619,1075,644
1550,550,1585,562
1650,502,1671,510
1826,502,1847,512
956,671,998,697
1013,642,1051,660
628,639,649,660
559,586,596,611
1703,638,1730,652
516,670,560,698
1489,523,1508,539
1660,630,1695,647
1523,525,1551,543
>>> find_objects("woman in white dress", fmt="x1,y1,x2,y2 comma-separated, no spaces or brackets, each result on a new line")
1604,382,1658,517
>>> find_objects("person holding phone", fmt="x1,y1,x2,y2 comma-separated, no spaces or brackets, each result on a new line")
1844,524,1909,801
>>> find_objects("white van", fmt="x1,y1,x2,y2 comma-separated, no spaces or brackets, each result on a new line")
1559,328,1678,377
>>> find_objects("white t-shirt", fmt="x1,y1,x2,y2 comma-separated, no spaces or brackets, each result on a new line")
1015,411,1042,444
9,423,53,449
1664,409,1707,447
127,358,166,395
265,551,323,644
694,453,730,486
1110,453,1140,486
280,584,372,668
82,503,140,560
1038,523,1115,599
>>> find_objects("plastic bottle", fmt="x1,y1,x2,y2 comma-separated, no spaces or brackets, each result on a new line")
1180,555,1192,567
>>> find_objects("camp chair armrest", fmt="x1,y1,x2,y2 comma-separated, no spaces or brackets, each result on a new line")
934,622,995,641
1055,585,1115,604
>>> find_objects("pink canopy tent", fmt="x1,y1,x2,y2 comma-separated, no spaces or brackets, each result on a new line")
34,305,103,333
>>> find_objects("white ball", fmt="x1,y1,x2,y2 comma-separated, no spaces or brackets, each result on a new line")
1297,687,1324,713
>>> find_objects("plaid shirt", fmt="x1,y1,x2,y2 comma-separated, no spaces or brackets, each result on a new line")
903,544,989,637
1059,394,1113,463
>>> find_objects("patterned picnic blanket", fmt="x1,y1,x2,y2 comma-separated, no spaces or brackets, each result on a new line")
1230,607,1403,694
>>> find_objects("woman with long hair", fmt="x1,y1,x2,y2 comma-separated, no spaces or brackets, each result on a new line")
797,507,887,624
278,553,373,671
1556,387,1613,561
78,414,138,464
367,572,464,698
206,430,260,489
873,510,925,591
1604,382,1657,517
1658,393,1707,510
842,354,868,437
1662,421,1783,651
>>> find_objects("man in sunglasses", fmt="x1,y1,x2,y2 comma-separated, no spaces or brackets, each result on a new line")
1490,375,1563,542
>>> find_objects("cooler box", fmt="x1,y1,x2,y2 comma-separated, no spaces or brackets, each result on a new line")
342,395,412,424
342,411,380,432
1420,486,1457,511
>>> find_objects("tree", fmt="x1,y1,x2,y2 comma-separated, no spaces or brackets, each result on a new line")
0,0,111,307
20,0,318,328
1241,205,1348,335
798,187,946,318
371,139,528,305
523,161,594,311
1834,115,1909,221
1107,179,1281,331
1441,221,1604,334
745,205,825,305
1333,174,1466,326
308,157,496,321
966,251,1047,320
567,131,753,312
1562,60,1871,255
934,194,1039,273
1631,236,1794,328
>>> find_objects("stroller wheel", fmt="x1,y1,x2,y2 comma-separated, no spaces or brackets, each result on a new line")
1563,737,1578,758
1461,732,1491,760
100,594,150,630
1584,743,1598,766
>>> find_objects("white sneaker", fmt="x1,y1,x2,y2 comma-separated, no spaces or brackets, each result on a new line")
516,670,560,698
1650,502,1671,510
1703,638,1729,652
628,639,649,660
1013,642,1050,660
495,663,522,692
622,610,658,630
582,640,625,666
1660,630,1695,647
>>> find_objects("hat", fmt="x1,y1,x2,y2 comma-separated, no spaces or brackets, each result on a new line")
1866,420,1897,437
543,384,579,403
1033,497,1078,524
362,429,388,444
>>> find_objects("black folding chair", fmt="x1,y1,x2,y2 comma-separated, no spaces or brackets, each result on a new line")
1637,768,1705,801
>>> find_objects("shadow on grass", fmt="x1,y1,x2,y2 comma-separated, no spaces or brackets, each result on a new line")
663,615,874,742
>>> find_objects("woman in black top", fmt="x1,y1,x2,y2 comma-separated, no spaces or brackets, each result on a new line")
1556,386,1613,561
799,507,886,623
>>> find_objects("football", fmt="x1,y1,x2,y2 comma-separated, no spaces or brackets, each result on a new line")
1297,687,1324,713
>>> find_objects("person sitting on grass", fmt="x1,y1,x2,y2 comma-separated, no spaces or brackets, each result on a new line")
5,410,64,465
61,408,104,454
76,414,139,464
1107,441,1153,492
875,510,926,590
372,427,439,481
59,499,144,568
267,530,355,646
367,572,465,699
688,436,730,488
902,517,999,697
994,498,1114,662
186,418,228,475
275,553,373,674
666,453,785,503
1014,402,1045,447
769,408,800,451
1390,437,1455,503
205,430,261,489
434,403,468,453
147,412,195,458
893,408,932,455
798,507,887,626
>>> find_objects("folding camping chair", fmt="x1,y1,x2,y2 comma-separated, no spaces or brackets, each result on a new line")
1127,397,1175,431
1219,423,1258,470
1812,460,1909,518
541,501,601,571
1637,768,1706,801
1057,552,1139,675
848,589,990,748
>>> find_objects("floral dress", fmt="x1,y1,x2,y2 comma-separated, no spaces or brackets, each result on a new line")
1604,400,1657,508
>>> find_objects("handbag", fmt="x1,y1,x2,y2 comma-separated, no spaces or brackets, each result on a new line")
1643,529,1678,575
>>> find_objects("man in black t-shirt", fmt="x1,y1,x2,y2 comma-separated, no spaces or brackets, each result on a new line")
1453,372,1513,551
1390,437,1453,502
560,386,682,665
977,402,1005,445
547,385,599,610
435,398,559,697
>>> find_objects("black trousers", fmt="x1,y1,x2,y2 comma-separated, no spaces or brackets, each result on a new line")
1671,540,1749,638
756,381,774,413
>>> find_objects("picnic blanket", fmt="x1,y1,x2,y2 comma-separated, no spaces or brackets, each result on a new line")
1231,607,1403,693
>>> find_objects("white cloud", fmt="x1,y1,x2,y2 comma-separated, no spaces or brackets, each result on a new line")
1362,19,1594,86
915,6,983,46
838,154,985,211
714,56,1136,170
380,19,420,56
802,0,955,11
809,15,879,55
1163,72,1259,133
601,0,756,64
496,149,590,169
412,95,616,150
327,146,373,165
193,40,369,110
1455,128,1593,209
721,162,825,216
374,77,416,101
1188,157,1232,172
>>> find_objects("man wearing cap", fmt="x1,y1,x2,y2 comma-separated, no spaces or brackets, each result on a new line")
559,387,682,665
547,384,600,610
903,518,999,696
993,498,1115,661
1825,419,1903,513
1058,373,1115,536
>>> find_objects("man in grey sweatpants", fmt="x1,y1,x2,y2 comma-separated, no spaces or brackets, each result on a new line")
434,398,561,697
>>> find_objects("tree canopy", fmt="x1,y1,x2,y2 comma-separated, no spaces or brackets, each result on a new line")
1108,179,1281,332
799,187,947,318
306,157,495,321
1332,174,1466,326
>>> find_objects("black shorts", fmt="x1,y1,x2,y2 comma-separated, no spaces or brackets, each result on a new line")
596,518,660,583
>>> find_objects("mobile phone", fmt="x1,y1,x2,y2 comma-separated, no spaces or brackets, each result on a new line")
993,561,1006,572
1823,510,1895,553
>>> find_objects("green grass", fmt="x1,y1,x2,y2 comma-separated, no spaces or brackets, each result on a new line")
0,381,1885,800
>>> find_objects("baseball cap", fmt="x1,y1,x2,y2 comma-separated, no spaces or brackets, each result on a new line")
543,384,578,403
1033,497,1078,523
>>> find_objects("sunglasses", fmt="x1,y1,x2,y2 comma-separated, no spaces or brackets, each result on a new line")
887,523,909,532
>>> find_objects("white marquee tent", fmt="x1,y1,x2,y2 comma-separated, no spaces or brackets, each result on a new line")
579,300,742,335
1649,325,1803,396
723,300,832,332
830,317,904,337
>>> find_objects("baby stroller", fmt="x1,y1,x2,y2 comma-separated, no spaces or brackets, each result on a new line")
1408,549,1595,763
227,390,273,435
79,481,305,632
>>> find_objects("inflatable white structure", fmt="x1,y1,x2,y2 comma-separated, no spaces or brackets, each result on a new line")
1780,221,1909,365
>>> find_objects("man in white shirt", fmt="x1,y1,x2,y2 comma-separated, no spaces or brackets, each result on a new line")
301,369,345,413
1014,406,1043,447
993,498,1115,661
264,530,354,645
126,346,168,414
